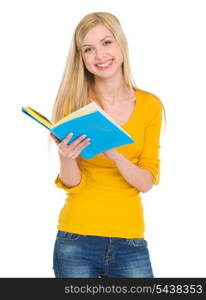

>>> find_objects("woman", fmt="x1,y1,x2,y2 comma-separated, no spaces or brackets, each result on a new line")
50,12,166,278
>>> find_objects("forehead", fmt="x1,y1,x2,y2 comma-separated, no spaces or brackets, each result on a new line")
82,24,113,44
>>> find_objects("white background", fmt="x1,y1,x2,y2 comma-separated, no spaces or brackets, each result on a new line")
0,0,206,278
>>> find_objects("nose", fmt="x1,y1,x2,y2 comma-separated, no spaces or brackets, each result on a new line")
95,46,105,60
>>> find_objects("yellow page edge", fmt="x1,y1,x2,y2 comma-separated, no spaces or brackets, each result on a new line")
24,106,54,129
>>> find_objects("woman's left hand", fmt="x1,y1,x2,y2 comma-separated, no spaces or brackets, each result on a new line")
100,149,123,162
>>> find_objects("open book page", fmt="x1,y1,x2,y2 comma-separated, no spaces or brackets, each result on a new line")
54,102,132,137
54,102,101,126
23,107,54,129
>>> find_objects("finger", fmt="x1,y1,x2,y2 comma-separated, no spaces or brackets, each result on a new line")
71,141,90,159
65,134,87,148
75,137,91,150
61,132,74,146
66,139,89,158
72,145,87,159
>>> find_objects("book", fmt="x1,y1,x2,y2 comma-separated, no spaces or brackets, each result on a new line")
21,102,135,159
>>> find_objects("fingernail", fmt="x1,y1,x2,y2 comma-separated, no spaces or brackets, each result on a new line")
70,132,73,136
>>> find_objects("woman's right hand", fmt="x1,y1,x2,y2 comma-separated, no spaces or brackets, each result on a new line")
50,132,91,160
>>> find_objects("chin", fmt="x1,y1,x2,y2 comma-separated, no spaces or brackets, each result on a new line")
93,68,120,80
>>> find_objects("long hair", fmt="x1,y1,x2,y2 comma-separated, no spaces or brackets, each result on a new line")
48,12,166,152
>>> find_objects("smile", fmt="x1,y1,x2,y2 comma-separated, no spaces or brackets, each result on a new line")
95,59,113,70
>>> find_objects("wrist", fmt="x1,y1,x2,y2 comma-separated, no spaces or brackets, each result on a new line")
59,153,75,163
113,153,125,164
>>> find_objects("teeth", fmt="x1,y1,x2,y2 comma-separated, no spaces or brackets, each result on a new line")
97,60,112,67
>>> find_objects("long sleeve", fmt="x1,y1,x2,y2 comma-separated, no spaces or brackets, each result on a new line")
137,95,163,185
54,171,87,193
54,103,88,193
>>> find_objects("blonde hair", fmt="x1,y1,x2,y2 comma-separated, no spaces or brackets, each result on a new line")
48,11,166,151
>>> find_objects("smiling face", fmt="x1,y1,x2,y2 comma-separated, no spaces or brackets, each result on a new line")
80,24,124,80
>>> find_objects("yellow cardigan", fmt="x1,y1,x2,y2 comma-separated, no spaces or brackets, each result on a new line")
54,89,163,238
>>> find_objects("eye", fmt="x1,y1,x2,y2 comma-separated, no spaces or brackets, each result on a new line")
103,40,112,45
84,47,92,53
83,40,112,53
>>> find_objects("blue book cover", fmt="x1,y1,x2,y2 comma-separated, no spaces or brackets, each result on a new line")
22,102,135,159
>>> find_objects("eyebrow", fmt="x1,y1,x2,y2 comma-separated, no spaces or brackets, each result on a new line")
81,35,113,48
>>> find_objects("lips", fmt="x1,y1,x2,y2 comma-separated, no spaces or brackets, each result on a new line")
95,59,113,69
95,59,113,66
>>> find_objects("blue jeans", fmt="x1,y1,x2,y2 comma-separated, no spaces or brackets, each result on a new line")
53,230,154,278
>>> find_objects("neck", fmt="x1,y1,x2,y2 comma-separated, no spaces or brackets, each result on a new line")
91,72,134,105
